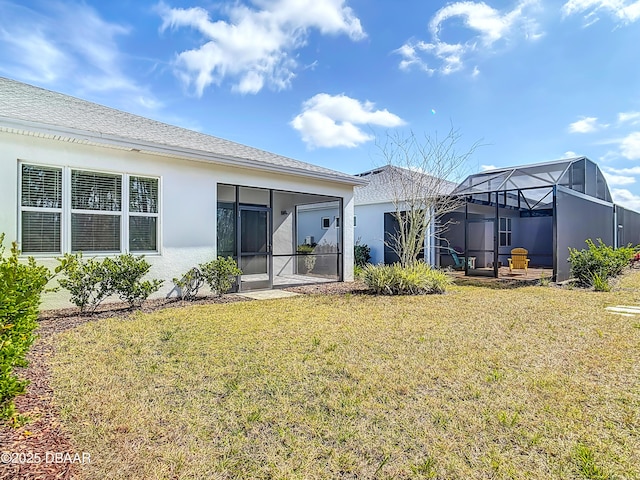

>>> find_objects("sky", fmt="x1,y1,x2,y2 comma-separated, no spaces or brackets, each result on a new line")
1,0,640,208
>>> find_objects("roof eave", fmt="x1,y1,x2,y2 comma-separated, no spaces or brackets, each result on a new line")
0,116,368,187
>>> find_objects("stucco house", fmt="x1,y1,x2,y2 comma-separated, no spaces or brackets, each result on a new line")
353,165,456,265
0,77,366,308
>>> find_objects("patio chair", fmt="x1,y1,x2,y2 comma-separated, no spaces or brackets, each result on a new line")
446,247,466,270
508,248,530,275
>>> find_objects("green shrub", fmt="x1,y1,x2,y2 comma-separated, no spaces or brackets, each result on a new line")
354,264,364,279
591,273,611,292
199,257,242,296
362,262,451,295
568,239,634,288
56,253,112,312
0,234,51,420
354,241,371,267
104,254,164,307
57,253,163,312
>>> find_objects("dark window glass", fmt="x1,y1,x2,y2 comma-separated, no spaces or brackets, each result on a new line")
71,214,120,251
22,212,61,253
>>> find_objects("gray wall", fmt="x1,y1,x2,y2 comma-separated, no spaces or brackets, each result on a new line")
509,215,553,267
296,202,340,248
556,187,614,281
616,206,640,247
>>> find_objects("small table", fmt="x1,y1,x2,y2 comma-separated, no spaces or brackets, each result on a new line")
467,257,476,269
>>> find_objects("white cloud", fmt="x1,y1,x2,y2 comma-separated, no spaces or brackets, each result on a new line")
603,172,636,185
605,165,640,175
481,164,498,171
395,0,542,75
568,116,607,133
564,150,579,157
612,188,640,210
158,0,365,96
290,93,405,148
562,0,640,25
0,1,160,108
619,131,640,159
618,111,640,125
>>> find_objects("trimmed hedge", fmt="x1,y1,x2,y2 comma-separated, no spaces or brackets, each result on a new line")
0,234,50,420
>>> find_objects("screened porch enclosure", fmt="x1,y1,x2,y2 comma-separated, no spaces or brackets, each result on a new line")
439,158,632,282
217,184,342,291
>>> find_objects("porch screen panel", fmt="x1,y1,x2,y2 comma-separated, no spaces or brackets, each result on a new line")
217,202,236,258
556,187,613,282
20,164,62,253
71,170,122,252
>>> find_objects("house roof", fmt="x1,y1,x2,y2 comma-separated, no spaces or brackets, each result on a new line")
454,156,613,205
354,165,457,205
0,77,366,186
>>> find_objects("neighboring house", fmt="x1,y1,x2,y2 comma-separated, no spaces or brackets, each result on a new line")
353,165,457,265
0,77,366,308
440,157,640,281
296,201,341,248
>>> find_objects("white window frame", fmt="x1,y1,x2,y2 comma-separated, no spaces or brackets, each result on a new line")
321,216,330,229
354,215,357,227
19,164,64,255
128,175,161,254
18,161,161,256
335,216,340,228
69,168,123,254
499,217,512,247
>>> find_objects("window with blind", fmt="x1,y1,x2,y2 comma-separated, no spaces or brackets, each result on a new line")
19,163,160,255
21,164,63,253
71,170,122,252
129,176,159,252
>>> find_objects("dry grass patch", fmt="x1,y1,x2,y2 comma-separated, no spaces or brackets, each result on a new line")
49,274,640,479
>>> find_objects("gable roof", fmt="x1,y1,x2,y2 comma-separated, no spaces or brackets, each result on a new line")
354,165,457,205
0,77,366,186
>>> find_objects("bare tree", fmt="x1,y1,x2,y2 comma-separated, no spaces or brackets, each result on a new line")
375,126,480,267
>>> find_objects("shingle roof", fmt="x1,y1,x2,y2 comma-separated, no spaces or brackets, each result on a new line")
0,77,365,186
354,165,457,205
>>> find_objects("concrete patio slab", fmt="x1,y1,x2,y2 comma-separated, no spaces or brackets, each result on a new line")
234,290,301,300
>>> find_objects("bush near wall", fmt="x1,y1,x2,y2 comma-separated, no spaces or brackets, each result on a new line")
0,234,50,420
56,253,163,313
173,257,242,300
362,262,451,295
354,242,371,267
568,239,635,288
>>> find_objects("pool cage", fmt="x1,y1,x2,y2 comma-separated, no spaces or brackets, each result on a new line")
438,157,640,281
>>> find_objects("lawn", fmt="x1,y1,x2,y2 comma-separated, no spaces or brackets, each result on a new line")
49,276,640,479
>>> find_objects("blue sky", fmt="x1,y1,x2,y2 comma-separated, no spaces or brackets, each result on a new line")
2,0,640,208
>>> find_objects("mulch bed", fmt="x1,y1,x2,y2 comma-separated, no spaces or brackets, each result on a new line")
0,283,366,479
